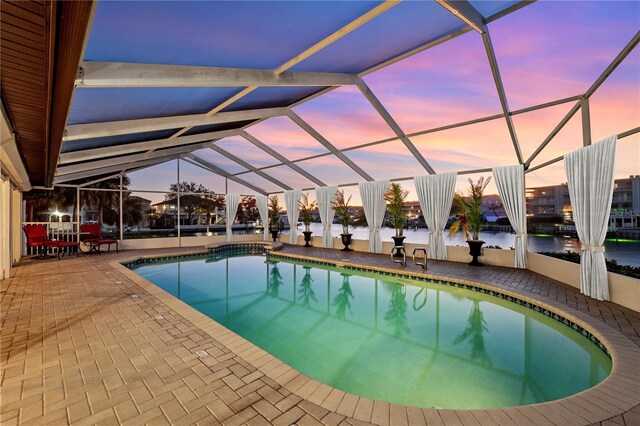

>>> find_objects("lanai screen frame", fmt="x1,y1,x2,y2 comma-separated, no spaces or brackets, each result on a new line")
54,1,639,197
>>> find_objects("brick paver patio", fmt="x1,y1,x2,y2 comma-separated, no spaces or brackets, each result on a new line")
1,244,639,425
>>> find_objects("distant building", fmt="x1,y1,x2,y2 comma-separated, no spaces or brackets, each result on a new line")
525,184,571,219
610,175,640,229
525,176,640,228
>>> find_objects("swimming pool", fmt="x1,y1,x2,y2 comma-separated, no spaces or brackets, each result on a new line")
129,251,611,409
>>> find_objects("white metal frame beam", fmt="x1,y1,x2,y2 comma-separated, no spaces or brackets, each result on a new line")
239,131,326,187
355,78,436,174
60,129,239,164
64,107,286,141
287,111,373,181
76,61,358,88
54,154,180,184
182,155,268,195
56,143,215,176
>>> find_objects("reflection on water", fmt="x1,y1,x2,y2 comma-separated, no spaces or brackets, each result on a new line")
287,223,640,266
454,300,492,366
333,273,354,319
384,283,410,337
267,261,283,298
133,255,612,409
298,266,317,307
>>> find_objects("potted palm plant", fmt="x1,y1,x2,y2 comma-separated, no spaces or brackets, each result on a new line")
385,183,409,250
268,195,282,242
450,177,491,266
332,189,353,251
298,193,317,247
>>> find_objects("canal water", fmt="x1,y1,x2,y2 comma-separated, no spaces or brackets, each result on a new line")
281,223,640,267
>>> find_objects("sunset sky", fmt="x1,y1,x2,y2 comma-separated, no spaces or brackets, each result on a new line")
82,1,639,205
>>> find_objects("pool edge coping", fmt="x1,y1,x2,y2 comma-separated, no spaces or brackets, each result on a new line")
111,244,640,425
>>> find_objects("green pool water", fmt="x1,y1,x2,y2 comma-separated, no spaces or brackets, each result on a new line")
131,254,611,409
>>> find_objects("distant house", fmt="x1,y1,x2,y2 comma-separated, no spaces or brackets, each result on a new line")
152,195,223,227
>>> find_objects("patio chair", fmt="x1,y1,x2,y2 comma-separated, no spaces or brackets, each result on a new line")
23,224,79,259
80,223,118,254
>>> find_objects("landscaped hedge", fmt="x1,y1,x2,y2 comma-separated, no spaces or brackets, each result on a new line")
537,250,640,279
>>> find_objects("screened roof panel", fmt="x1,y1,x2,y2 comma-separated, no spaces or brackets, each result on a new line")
215,137,280,168
527,112,582,169
293,86,396,149
227,180,263,196
190,148,248,175
178,159,226,194
525,161,565,189
411,119,515,173
490,1,640,109
295,155,366,186
469,1,520,18
511,103,575,162
128,160,177,192
363,30,502,134
343,143,427,181
263,165,317,190
589,45,640,142
290,1,466,73
245,117,329,161
61,128,180,153
84,1,381,68
233,172,283,194
221,87,322,113
615,139,640,183
69,87,243,124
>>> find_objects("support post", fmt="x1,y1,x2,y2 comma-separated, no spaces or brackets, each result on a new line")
581,98,592,147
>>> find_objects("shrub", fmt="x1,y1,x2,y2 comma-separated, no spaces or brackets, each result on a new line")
537,251,640,279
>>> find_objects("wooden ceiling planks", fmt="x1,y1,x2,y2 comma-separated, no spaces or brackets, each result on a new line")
0,0,93,187
1,0,53,186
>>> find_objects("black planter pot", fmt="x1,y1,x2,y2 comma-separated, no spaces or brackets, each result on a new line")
391,235,406,257
303,231,313,247
467,240,485,266
270,229,279,242
340,233,353,252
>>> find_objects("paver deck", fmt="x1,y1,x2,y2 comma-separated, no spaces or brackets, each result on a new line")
1,244,639,425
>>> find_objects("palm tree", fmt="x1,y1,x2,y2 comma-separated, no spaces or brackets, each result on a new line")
82,177,129,227
122,194,145,235
23,186,76,222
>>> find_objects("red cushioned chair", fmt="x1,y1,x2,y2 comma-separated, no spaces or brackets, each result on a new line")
80,223,118,254
23,224,78,259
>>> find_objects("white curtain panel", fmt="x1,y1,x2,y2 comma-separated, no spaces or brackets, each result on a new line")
565,135,617,301
256,195,269,241
359,180,389,253
316,185,337,248
414,172,456,260
492,165,528,268
225,194,241,242
285,190,302,245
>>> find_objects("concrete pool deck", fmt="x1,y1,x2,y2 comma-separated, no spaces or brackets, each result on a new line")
1,245,639,425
